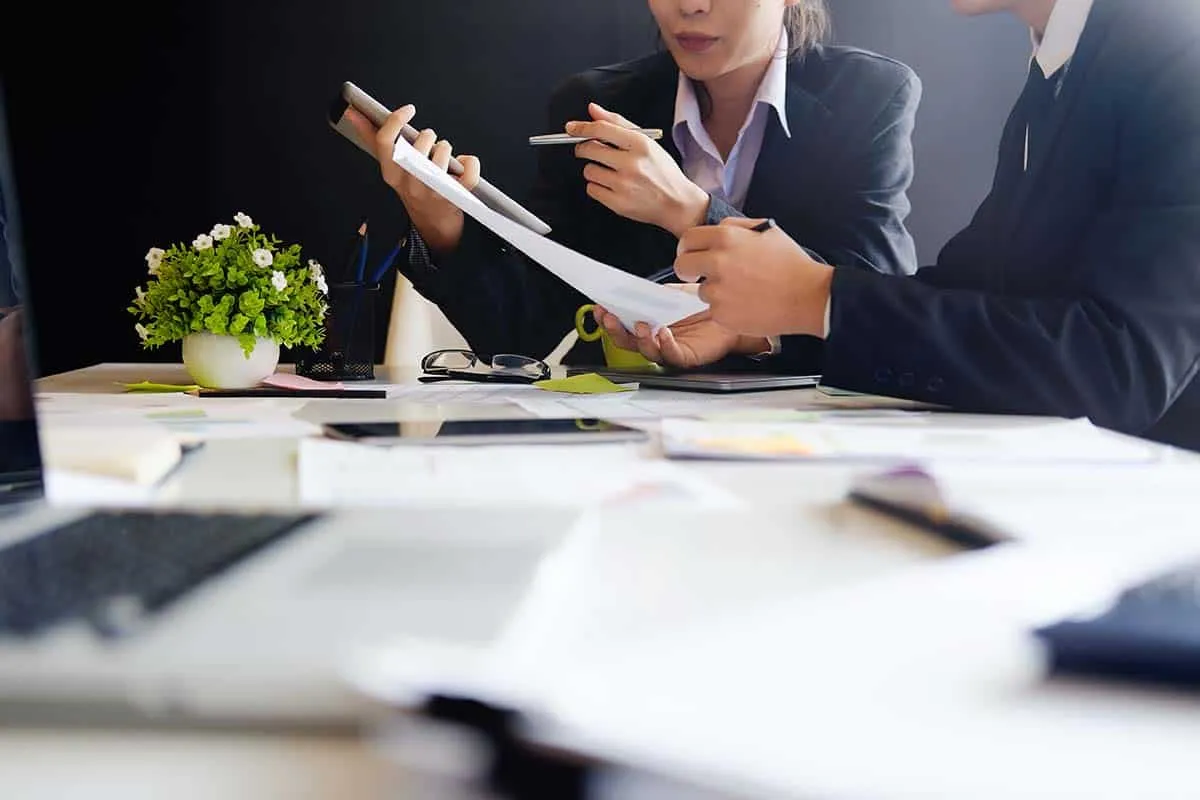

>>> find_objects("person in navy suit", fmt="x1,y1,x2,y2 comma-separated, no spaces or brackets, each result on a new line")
604,0,1200,450
347,0,920,371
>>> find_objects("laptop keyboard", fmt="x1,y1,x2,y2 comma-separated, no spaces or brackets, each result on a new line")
0,511,318,638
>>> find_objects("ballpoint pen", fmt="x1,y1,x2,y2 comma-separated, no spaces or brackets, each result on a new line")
529,128,664,145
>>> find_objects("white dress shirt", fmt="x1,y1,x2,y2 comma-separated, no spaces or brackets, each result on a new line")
1024,0,1094,170
673,30,790,356
822,0,1095,338
672,30,791,211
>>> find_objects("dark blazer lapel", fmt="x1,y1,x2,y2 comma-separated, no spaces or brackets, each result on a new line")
743,69,829,218
615,54,684,270
1006,0,1118,223
630,53,682,164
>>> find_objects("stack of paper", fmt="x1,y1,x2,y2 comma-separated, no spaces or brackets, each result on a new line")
38,426,181,485
659,417,1160,464
297,438,741,510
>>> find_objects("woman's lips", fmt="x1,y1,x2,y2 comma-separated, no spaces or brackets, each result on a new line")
675,33,719,54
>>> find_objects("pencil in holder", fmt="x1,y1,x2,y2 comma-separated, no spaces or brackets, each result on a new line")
296,281,379,381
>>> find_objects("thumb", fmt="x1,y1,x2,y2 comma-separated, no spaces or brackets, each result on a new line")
719,216,769,230
589,102,637,129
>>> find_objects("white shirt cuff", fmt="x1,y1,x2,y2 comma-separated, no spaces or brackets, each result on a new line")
822,297,832,339
749,335,782,360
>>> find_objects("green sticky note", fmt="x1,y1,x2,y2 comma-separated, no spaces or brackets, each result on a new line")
120,381,201,393
533,373,637,395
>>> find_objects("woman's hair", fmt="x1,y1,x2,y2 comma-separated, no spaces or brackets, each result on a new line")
785,0,832,57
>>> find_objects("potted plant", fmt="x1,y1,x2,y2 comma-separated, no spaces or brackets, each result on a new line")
129,212,328,388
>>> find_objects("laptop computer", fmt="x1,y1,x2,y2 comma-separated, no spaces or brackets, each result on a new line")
0,80,576,730
566,366,820,393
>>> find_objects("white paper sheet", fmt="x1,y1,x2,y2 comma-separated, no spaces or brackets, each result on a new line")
297,438,741,510
660,417,1160,464
43,469,167,507
391,136,708,331
385,382,547,406
37,395,321,443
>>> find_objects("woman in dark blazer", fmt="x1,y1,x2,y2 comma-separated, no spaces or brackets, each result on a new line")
348,0,921,370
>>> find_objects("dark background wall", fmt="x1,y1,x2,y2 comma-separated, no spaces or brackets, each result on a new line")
3,1,1028,376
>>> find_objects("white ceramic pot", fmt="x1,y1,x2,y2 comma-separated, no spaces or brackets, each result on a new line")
182,333,279,389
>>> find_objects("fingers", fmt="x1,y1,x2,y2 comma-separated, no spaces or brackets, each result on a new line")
585,181,619,211
653,326,692,368
430,139,453,173
588,102,637,128
677,224,737,256
564,119,641,151
582,162,617,191
458,155,482,191
412,127,438,158
669,282,702,296
375,104,417,161
574,139,630,171
673,251,713,283
597,309,640,351
631,323,664,364
719,216,770,230
343,107,379,145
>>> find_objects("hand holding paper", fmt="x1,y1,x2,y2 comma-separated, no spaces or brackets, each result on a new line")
391,135,708,331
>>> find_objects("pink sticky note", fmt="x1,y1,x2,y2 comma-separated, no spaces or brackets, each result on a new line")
261,373,345,391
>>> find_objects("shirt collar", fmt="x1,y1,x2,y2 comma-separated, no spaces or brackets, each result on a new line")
673,27,792,146
1032,0,1095,77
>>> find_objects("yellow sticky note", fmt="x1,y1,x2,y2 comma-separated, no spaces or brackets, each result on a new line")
120,381,200,393
533,373,637,395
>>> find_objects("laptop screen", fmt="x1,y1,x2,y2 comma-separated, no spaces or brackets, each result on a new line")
0,77,45,502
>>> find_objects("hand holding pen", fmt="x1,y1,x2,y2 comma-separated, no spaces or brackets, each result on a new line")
673,216,833,338
587,219,782,369
559,102,711,238
645,218,776,284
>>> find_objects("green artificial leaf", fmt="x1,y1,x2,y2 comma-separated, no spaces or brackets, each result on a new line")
128,216,329,352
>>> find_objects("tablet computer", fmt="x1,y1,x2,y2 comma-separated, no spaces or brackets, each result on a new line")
324,418,648,447
329,82,552,236
577,368,820,393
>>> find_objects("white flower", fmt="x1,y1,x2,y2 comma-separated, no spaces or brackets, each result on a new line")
145,247,165,274
192,233,214,251
271,270,287,291
234,212,253,228
135,323,149,341
135,286,145,301
308,259,328,293
252,248,273,268
210,223,233,241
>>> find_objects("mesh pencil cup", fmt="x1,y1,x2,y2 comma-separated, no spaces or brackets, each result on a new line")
296,282,379,381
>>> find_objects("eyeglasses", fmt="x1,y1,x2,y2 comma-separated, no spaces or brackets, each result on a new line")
419,349,550,384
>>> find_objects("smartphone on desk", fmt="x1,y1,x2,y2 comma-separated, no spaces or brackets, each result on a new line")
323,418,648,447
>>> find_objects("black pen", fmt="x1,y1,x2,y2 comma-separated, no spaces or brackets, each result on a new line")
647,218,776,284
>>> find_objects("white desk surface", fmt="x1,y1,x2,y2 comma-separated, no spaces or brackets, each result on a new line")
9,362,1198,798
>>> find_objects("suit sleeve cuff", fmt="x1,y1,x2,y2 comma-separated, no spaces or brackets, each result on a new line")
747,335,782,361
703,194,743,226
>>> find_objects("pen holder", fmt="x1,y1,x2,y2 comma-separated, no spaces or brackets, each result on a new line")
296,282,379,381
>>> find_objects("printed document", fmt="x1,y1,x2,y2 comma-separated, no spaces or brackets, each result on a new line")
391,137,708,330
